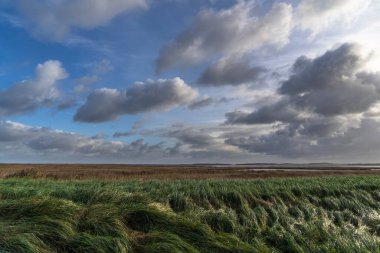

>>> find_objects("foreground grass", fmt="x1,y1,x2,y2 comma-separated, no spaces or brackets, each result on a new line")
1,176,380,252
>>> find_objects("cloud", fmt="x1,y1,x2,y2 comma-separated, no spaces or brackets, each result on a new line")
74,76,101,93
166,127,217,150
227,43,380,124
0,120,249,163
160,125,248,160
279,43,379,116
2,117,379,163
225,116,373,159
56,97,77,111
0,120,166,162
75,77,198,122
155,0,372,74
188,96,229,110
0,60,68,116
113,121,143,138
225,99,300,124
155,1,292,73
74,59,114,93
5,0,148,41
224,43,380,158
197,56,267,86
294,0,371,35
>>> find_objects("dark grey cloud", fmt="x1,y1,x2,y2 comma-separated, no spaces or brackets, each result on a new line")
0,60,68,116
297,117,344,138
225,117,378,159
3,0,148,41
188,97,214,110
226,127,311,157
197,56,267,86
227,44,380,125
75,77,198,123
225,99,299,124
165,128,216,149
0,121,38,142
279,43,380,116
188,96,229,110
159,125,251,161
224,43,380,158
155,1,292,73
56,97,77,111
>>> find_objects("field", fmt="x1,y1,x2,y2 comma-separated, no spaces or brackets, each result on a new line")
1,166,380,252
1,164,380,180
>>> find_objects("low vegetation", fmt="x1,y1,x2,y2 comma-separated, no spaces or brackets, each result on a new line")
1,176,380,252
1,165,380,180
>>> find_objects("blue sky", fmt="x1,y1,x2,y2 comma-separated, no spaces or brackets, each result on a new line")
0,0,380,163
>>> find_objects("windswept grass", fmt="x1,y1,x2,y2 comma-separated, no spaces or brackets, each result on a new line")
1,176,380,252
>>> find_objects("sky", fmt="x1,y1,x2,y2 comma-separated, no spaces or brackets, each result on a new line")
0,0,380,164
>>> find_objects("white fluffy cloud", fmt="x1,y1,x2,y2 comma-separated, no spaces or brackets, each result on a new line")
74,77,198,122
294,0,371,35
0,60,68,116
156,0,371,73
155,1,292,73
6,0,148,41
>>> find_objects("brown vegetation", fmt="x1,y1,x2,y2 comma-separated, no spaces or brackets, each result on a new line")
1,164,380,180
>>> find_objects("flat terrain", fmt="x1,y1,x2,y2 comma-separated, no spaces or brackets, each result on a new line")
1,164,380,180
2,165,380,252
1,176,380,252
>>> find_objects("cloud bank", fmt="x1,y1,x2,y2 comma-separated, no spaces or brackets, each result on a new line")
0,120,166,163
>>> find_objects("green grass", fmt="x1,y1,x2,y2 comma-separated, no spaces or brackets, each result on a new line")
1,176,380,252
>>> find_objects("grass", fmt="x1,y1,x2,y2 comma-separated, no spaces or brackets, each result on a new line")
0,176,380,252
2,165,380,180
